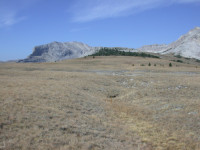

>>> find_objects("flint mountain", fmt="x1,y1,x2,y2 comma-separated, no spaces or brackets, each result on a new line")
19,27,200,62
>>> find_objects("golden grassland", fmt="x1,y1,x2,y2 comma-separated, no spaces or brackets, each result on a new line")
0,56,200,150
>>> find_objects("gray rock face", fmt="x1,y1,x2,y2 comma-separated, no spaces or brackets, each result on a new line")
138,27,200,60
138,44,168,53
19,41,100,63
163,27,200,59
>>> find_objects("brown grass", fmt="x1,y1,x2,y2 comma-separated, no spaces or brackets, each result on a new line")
0,56,200,149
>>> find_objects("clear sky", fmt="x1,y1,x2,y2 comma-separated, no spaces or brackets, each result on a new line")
0,0,200,61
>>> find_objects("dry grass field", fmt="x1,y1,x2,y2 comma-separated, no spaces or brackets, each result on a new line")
0,56,200,150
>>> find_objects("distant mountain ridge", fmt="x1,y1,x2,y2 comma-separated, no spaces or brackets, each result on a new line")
19,41,100,62
18,27,200,62
18,42,135,63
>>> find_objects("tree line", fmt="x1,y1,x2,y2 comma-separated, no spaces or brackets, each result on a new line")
90,47,160,58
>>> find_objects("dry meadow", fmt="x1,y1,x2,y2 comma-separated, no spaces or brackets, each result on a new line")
0,56,200,150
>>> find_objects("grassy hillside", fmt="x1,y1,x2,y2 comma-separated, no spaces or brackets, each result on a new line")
0,56,200,149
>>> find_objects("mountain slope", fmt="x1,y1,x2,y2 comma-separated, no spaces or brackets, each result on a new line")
138,44,168,53
138,27,200,60
162,27,200,59
18,41,99,62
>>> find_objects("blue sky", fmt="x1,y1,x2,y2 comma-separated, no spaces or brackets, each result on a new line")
0,0,200,61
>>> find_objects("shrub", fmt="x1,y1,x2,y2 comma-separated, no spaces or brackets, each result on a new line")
148,62,151,66
169,63,172,67
196,59,200,63
176,60,183,63
171,60,183,63
175,55,182,58
185,57,191,60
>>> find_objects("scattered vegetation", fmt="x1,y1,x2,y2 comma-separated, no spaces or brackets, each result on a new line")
148,62,151,66
177,60,183,63
196,59,200,63
172,60,184,63
90,47,160,58
175,54,182,58
169,63,172,67
185,57,191,60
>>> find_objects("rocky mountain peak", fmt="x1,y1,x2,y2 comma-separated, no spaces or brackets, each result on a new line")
190,27,200,32
19,41,99,63
138,27,200,60
177,27,200,41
